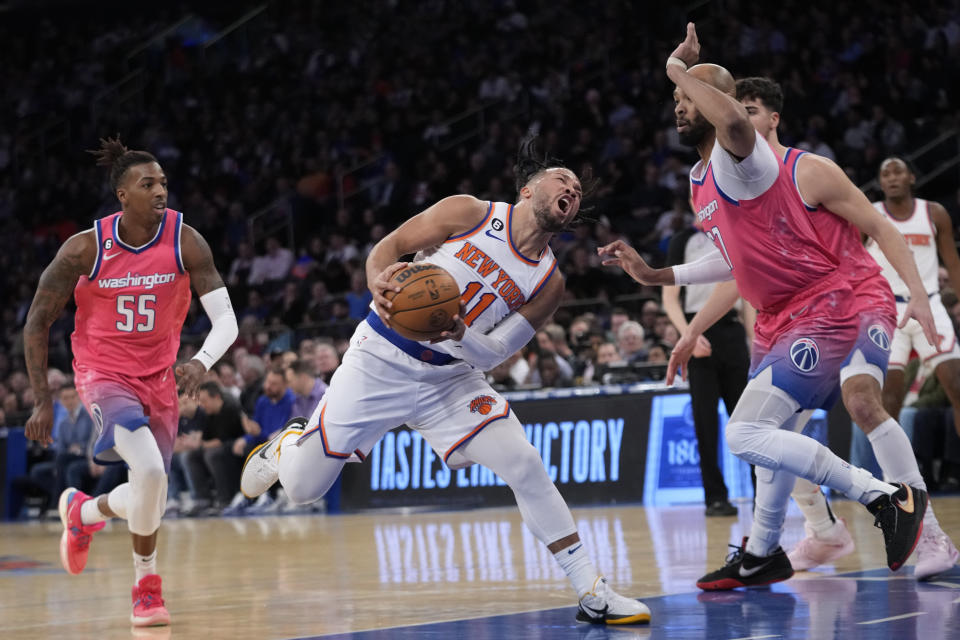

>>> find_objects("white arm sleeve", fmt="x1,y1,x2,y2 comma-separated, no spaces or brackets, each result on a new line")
453,312,536,371
710,133,780,200
672,245,734,285
194,287,239,371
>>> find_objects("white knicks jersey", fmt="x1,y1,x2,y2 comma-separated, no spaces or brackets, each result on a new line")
866,198,940,298
416,201,559,357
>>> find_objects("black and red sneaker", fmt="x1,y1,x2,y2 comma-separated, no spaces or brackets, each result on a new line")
697,537,794,591
866,482,928,571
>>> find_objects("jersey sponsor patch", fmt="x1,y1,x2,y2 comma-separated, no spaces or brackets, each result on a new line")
789,338,820,372
103,238,113,251
867,324,891,351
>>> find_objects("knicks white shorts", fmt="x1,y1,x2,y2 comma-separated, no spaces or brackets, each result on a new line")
298,318,513,470
889,294,960,369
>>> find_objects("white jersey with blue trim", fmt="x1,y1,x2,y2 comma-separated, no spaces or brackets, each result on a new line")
416,200,559,357
866,198,939,298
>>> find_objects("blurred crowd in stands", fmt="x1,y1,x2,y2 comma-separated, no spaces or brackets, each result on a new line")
4,0,960,516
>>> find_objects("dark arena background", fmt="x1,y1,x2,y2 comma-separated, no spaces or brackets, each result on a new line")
2,1,960,638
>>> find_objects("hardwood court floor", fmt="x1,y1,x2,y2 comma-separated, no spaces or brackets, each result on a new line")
1,496,959,639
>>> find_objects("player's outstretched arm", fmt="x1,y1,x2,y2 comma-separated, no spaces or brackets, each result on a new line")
23,233,96,444
366,195,488,327
666,23,755,158
931,201,960,296
180,225,238,396
597,240,675,285
795,154,938,345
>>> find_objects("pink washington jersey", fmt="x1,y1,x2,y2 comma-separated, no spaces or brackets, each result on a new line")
72,209,192,376
690,135,860,409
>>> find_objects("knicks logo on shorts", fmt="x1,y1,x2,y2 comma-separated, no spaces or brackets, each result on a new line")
91,403,104,435
469,395,497,415
789,338,820,372
868,324,891,351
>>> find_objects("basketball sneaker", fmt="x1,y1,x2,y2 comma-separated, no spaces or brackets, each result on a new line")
575,577,651,625
240,417,307,498
787,518,855,571
58,488,106,575
131,574,170,627
914,526,959,581
865,482,928,571
697,537,794,591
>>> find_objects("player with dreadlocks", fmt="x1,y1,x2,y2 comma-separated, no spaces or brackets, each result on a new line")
240,135,650,625
23,137,238,626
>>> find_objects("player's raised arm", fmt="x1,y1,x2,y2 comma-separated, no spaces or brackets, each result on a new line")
367,194,488,327
178,224,238,396
23,232,96,444
666,23,755,159
795,154,938,346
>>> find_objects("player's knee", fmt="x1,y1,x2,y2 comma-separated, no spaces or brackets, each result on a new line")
724,420,754,457
499,444,549,488
284,476,326,505
138,462,167,496
844,390,885,427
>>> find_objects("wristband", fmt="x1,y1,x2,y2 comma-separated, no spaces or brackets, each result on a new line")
666,56,688,71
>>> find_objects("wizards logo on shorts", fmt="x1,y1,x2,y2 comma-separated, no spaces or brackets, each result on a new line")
789,338,820,372
868,324,891,351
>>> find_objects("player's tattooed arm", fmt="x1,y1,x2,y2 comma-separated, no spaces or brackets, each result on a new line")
24,233,95,405
181,224,226,296
24,233,94,444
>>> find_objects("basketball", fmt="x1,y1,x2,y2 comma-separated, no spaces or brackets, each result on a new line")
385,263,461,341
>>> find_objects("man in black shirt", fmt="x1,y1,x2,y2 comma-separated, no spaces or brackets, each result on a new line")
184,382,247,513
663,223,753,516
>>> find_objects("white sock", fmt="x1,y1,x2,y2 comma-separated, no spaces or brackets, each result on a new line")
133,550,157,583
868,418,927,491
80,497,110,526
791,479,836,536
554,542,599,598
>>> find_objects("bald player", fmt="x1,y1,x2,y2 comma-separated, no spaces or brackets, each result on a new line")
599,24,936,590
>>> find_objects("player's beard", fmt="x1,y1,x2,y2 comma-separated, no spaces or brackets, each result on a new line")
532,191,567,232
678,114,712,147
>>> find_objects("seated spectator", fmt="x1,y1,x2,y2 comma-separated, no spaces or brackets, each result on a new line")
165,393,206,515
313,341,341,384
581,341,624,385
247,367,296,445
617,321,648,364
216,361,242,400
28,384,93,509
286,359,328,419
533,350,574,389
185,382,247,514
248,236,294,285
345,270,373,320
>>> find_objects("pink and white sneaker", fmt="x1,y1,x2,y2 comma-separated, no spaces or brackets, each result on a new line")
58,488,106,575
787,518,855,571
914,527,959,581
131,575,171,627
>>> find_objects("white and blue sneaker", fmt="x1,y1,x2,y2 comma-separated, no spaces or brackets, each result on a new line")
241,417,307,498
576,577,651,625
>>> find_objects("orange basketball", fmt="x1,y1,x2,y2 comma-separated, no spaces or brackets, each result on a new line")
385,263,461,341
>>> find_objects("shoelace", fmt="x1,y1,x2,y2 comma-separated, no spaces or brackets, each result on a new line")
872,502,897,545
723,543,746,566
70,527,93,550
138,591,164,608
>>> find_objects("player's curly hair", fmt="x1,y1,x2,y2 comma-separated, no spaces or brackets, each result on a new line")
87,135,158,191
513,133,597,225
